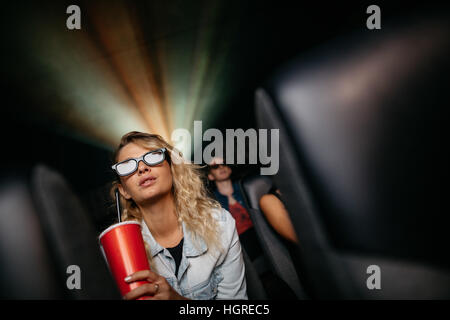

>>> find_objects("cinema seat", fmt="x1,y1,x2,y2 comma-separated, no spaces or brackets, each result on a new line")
241,247,268,299
0,164,120,299
255,12,450,299
239,175,306,298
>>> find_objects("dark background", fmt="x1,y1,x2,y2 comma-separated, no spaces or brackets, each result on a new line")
1,0,446,230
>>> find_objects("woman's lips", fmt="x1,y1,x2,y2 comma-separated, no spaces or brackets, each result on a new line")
140,177,157,187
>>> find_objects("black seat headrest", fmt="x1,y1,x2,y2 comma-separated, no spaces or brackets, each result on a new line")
256,12,450,298
0,171,64,299
31,164,120,299
241,175,273,209
0,165,120,299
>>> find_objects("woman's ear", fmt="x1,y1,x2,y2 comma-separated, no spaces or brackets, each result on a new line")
117,183,132,200
207,173,215,181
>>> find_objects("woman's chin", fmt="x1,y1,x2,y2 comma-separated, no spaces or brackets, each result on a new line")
138,189,171,204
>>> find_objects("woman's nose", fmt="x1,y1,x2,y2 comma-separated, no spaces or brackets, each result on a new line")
137,160,151,174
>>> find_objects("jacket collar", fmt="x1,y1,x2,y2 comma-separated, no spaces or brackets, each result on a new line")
140,219,208,258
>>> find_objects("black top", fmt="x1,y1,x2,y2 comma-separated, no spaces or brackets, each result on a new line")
268,185,283,202
167,238,184,277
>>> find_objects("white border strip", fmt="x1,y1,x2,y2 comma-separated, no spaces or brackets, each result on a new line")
98,221,141,241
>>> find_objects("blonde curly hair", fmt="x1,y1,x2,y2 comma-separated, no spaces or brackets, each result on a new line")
110,131,223,259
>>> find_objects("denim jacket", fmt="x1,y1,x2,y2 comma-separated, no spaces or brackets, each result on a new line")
140,207,248,300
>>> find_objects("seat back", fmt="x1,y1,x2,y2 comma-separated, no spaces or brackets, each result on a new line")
32,164,120,299
0,165,120,299
255,13,450,299
240,175,306,298
242,247,268,300
0,170,65,299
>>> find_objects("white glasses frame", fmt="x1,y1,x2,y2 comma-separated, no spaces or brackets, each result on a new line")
111,148,167,177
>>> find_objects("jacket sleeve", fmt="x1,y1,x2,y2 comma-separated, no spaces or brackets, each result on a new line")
215,209,248,300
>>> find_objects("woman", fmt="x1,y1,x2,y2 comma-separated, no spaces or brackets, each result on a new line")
110,131,247,300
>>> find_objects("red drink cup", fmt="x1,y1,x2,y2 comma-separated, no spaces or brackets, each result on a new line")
99,221,151,298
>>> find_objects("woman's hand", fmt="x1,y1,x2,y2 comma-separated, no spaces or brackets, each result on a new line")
123,270,189,300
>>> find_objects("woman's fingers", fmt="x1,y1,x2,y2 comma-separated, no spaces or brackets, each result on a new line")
123,282,159,300
122,270,162,300
122,270,183,300
124,269,159,283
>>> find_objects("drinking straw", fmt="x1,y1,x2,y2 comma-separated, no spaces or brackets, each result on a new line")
115,188,122,223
